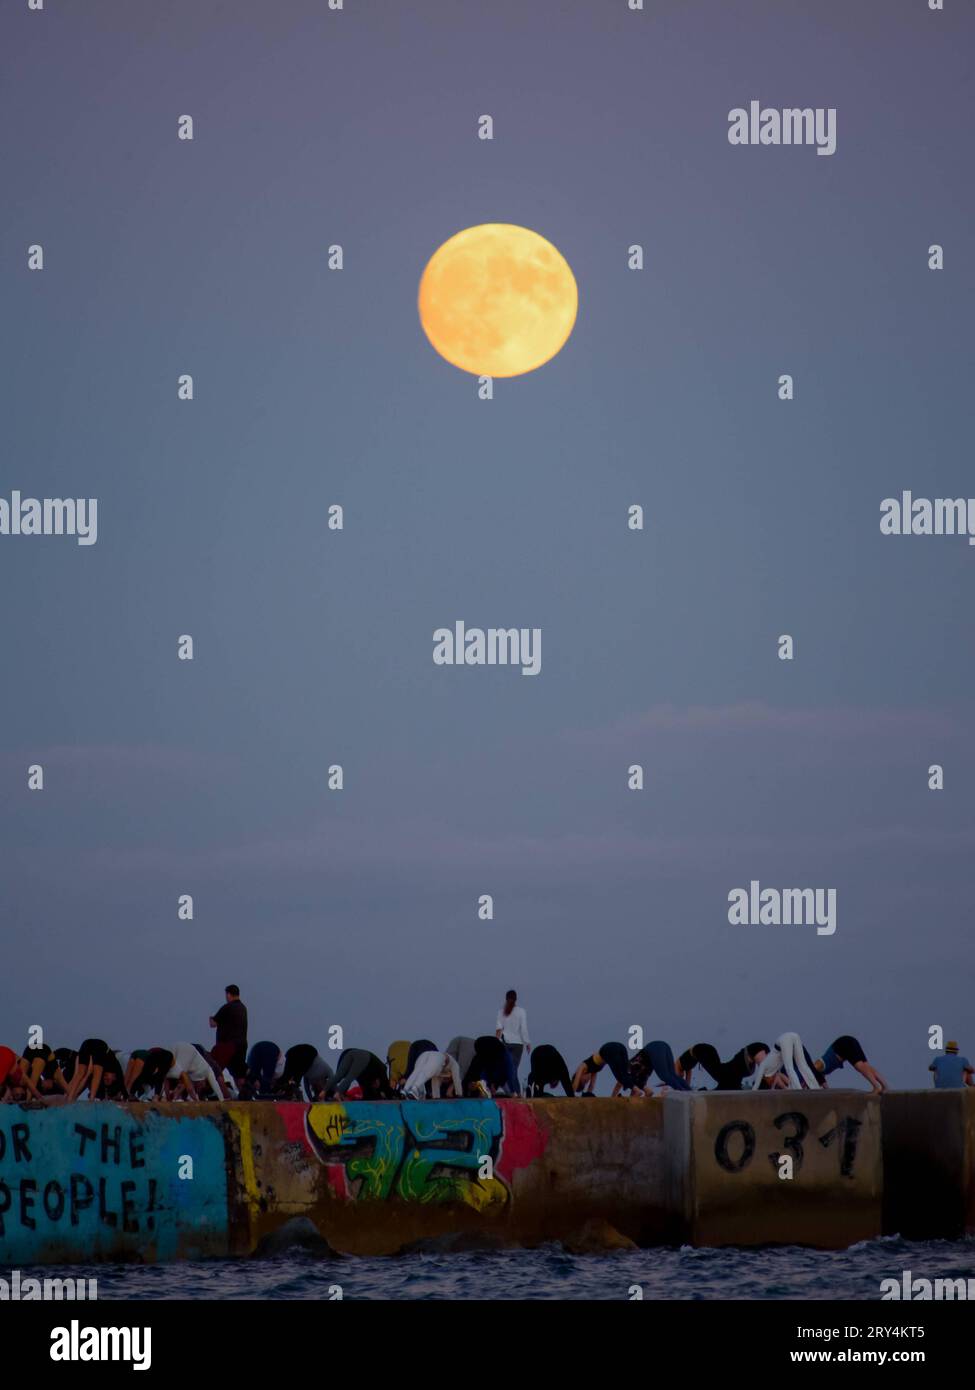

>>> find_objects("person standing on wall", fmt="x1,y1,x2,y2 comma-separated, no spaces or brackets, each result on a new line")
209,984,248,1084
496,989,530,1097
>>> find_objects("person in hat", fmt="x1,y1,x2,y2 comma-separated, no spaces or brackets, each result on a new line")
929,1041,974,1089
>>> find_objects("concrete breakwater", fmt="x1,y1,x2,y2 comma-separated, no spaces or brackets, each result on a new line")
0,1091,969,1265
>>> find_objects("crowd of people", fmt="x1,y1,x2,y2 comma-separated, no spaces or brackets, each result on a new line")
1,985,970,1105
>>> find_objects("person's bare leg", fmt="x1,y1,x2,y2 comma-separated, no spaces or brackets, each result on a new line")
856,1061,887,1092
64,1062,92,1103
87,1064,105,1100
125,1058,145,1094
179,1073,200,1101
14,1067,45,1103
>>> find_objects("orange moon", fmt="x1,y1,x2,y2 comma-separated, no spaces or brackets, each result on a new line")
417,223,578,377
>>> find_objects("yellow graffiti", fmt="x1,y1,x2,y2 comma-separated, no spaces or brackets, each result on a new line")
227,1107,262,1228
306,1103,353,1148
460,1175,507,1212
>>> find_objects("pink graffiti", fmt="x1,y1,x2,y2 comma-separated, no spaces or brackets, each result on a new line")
495,1100,549,1186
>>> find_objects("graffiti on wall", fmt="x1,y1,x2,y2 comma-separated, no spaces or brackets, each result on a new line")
0,1103,229,1264
287,1100,548,1209
712,1109,864,1179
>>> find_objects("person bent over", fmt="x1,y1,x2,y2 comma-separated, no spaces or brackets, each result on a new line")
0,1046,44,1102
445,1036,476,1084
526,1044,574,1097
165,1043,225,1101
131,1048,174,1099
402,1049,463,1100
277,1044,335,1100
747,1033,820,1091
463,1036,518,1097
21,1044,57,1097
325,1049,396,1101
630,1040,691,1093
241,1041,283,1098
65,1040,128,1102
404,1039,439,1098
677,1042,769,1091
814,1035,887,1093
572,1042,647,1097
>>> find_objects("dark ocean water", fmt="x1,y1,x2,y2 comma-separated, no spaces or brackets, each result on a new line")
23,1237,975,1300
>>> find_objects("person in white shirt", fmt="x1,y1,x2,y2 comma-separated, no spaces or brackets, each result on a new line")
496,990,531,1096
165,1042,225,1101
402,1049,463,1100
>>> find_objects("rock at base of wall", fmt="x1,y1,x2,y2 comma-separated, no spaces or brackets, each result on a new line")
252,1218,340,1259
559,1219,638,1254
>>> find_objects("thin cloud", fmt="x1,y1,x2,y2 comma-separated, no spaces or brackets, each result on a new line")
567,701,967,745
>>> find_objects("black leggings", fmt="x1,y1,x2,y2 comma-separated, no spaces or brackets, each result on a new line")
599,1042,635,1090
640,1041,690,1090
527,1045,574,1097
280,1044,318,1087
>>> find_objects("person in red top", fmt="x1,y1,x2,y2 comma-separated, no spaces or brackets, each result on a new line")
0,1046,45,1102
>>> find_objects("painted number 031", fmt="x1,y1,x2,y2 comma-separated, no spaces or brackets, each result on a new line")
713,1113,861,1178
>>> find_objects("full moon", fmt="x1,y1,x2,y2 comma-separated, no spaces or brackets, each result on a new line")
417,223,578,378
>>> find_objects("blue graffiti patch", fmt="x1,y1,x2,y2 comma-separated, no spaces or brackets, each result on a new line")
0,1104,229,1264
305,1099,506,1204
